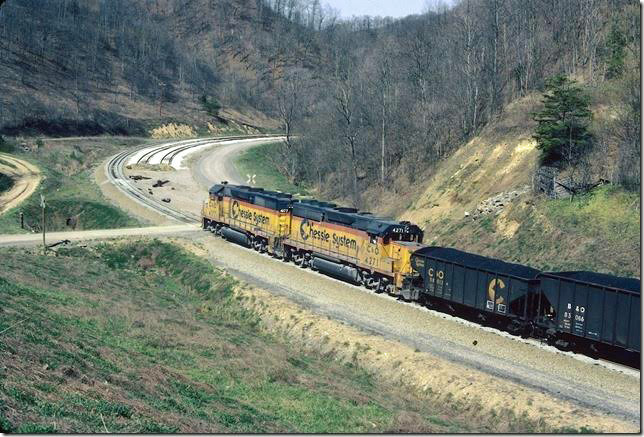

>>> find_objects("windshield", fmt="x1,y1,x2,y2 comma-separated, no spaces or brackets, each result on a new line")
390,232,417,242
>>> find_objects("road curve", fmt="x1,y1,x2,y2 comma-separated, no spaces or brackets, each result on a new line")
192,137,284,188
0,153,41,215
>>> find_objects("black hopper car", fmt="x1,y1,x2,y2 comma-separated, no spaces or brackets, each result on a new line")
408,247,641,368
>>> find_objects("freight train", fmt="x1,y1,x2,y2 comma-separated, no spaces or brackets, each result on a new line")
202,182,641,368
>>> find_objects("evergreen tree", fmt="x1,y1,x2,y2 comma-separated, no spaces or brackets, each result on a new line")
532,75,592,167
605,21,627,80
199,95,221,117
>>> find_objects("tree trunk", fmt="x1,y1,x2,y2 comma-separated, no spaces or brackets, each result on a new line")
381,88,385,185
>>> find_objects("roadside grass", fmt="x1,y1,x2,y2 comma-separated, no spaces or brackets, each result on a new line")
0,137,152,234
0,239,565,433
0,240,426,432
0,168,139,234
234,141,309,196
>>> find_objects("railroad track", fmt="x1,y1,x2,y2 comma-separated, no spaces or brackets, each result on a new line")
135,138,200,165
105,135,281,224
101,135,640,427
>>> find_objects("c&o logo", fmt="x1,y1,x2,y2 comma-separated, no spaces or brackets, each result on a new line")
300,219,310,240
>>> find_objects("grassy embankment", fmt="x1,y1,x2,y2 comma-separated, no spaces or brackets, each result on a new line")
0,239,560,433
428,185,640,277
0,138,149,234
403,94,640,278
234,142,309,196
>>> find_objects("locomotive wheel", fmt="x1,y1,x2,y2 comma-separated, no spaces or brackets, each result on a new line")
363,272,375,289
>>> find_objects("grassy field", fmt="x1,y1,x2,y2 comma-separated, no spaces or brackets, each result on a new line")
0,138,150,234
234,141,309,196
0,239,559,433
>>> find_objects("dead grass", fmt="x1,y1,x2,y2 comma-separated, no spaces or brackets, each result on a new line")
401,94,540,227
229,280,632,433
149,123,196,139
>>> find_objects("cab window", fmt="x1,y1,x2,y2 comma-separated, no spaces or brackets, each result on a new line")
390,233,417,242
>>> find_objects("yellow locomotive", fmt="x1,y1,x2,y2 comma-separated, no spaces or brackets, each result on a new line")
202,182,424,294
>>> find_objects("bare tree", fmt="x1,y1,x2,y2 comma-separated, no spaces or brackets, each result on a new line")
333,66,362,205
273,68,310,183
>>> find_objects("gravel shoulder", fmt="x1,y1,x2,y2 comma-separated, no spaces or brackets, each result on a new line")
180,233,640,431
95,158,174,226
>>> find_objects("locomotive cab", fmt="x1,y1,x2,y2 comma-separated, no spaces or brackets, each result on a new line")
380,223,425,291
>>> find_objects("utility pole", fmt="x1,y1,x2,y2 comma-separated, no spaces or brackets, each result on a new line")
40,194,46,253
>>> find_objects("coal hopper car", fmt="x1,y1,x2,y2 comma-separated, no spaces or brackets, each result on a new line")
534,271,640,365
409,246,541,335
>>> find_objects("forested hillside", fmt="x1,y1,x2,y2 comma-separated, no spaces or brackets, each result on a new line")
0,0,319,135
265,0,640,208
0,0,639,200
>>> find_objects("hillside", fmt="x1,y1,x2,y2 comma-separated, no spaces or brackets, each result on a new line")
400,94,640,277
0,137,147,234
0,0,308,136
0,239,561,433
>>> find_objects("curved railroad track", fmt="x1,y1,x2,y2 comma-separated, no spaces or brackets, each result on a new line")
107,136,640,373
105,135,281,224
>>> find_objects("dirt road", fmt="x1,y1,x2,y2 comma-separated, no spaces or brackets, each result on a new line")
0,224,200,247
191,137,283,188
0,153,41,215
